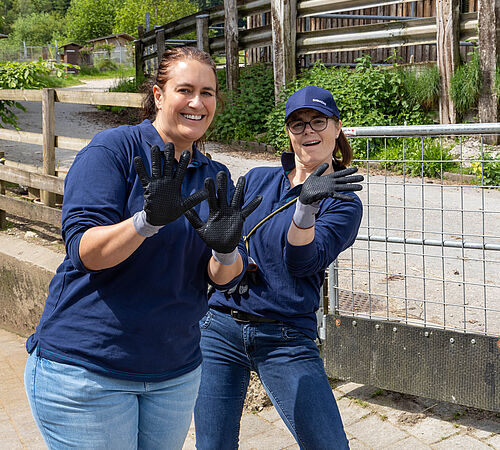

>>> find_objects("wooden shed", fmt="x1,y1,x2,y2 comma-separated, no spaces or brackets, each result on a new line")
60,43,83,73
86,33,134,48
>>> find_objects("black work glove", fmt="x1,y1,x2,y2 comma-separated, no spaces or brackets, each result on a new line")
133,143,208,231
299,163,364,204
185,171,262,255
293,163,364,229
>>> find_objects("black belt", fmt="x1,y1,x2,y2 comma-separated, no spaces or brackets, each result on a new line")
211,305,276,323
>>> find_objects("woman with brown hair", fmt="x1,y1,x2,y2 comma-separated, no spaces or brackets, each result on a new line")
24,47,260,449
195,85,363,450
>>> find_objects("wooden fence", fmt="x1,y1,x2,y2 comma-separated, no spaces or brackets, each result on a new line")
134,0,498,126
134,0,479,81
0,89,143,229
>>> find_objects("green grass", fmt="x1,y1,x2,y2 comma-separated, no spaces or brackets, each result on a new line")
77,65,134,81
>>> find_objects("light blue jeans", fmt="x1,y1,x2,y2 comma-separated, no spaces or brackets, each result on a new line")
24,352,201,449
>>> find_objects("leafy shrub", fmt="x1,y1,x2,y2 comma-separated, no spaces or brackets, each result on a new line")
208,63,275,143
0,60,72,126
470,152,500,187
450,50,481,115
264,57,432,154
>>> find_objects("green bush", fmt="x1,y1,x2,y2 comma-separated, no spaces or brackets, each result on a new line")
208,63,275,143
470,152,500,187
264,57,432,154
450,50,481,115
0,60,72,126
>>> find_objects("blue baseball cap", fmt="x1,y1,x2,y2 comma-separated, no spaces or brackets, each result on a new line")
284,85,340,123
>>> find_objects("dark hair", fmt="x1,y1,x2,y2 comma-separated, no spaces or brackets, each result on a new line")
287,115,353,168
141,46,219,121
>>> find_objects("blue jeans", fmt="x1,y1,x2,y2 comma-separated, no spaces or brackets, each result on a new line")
194,309,349,450
24,352,201,449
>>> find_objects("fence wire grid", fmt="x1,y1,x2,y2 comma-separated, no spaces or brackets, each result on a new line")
330,124,500,338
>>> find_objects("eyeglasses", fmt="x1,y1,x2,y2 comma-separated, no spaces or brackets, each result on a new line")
287,117,329,135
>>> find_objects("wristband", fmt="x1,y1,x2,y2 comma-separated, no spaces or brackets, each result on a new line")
292,199,320,229
212,248,239,265
133,210,163,237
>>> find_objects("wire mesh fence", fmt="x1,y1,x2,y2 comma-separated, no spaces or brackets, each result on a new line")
330,124,500,338
0,45,58,63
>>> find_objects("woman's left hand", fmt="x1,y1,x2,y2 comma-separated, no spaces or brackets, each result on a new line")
185,172,262,254
300,163,364,204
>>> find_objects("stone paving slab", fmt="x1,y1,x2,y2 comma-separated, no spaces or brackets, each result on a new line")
1,328,499,450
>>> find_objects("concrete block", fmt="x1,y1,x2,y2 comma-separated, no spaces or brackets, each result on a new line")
0,234,62,337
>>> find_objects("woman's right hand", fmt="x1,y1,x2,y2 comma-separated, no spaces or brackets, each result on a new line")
184,171,262,254
134,143,208,226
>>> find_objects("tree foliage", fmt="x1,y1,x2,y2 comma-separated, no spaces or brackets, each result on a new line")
65,0,117,44
10,11,66,46
113,0,197,36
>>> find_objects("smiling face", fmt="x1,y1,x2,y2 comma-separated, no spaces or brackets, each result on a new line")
287,108,341,171
153,59,217,153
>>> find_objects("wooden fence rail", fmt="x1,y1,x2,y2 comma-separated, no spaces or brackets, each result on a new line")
0,89,144,229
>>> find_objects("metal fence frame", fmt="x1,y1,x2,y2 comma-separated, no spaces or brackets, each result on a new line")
322,123,500,412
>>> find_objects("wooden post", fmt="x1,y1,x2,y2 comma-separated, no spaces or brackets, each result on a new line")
271,0,297,103
155,26,166,66
0,151,6,229
436,0,460,124
478,0,499,144
197,13,210,53
41,88,55,207
224,0,239,92
135,26,145,84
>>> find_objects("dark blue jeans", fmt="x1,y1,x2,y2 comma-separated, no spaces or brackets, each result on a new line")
194,309,349,450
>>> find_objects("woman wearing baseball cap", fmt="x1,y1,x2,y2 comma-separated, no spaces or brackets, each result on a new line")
194,85,364,449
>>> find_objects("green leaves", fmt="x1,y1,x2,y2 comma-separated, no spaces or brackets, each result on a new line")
113,0,197,37
0,60,74,126
208,63,275,143
66,0,116,44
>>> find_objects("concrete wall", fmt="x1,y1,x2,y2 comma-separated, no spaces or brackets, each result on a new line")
0,235,63,338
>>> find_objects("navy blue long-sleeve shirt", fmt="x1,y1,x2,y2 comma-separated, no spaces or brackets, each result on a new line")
27,120,244,381
209,152,363,339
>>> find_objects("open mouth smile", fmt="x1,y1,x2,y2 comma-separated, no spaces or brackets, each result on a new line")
303,140,321,147
181,113,205,121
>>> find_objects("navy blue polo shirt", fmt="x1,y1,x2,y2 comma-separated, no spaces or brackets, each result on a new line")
209,152,363,338
27,120,243,381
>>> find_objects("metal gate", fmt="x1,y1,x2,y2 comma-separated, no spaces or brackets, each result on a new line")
320,123,500,412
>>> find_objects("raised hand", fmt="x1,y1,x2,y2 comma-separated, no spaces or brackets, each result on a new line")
134,143,208,226
299,163,364,204
185,171,262,254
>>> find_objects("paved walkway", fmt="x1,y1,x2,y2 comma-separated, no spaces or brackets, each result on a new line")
1,328,499,449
